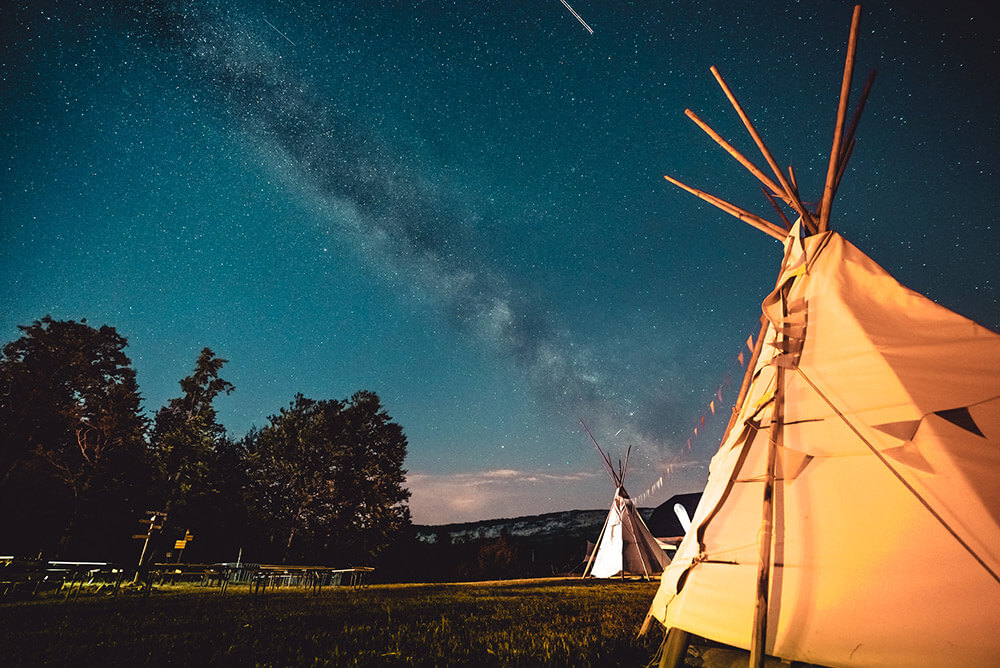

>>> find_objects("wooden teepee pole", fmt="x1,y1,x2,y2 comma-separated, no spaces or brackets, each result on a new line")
786,166,800,198
761,187,793,230
833,138,856,194
833,69,876,193
750,296,788,668
582,503,615,578
709,66,817,233
582,419,617,482
622,499,653,579
663,175,787,241
840,69,876,161
819,5,862,232
684,109,791,206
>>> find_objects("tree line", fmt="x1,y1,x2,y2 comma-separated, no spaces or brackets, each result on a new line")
0,316,411,568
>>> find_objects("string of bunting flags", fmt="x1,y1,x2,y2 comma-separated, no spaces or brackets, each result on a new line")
633,329,758,505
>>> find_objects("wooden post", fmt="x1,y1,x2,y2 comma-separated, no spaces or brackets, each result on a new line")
136,534,152,579
132,510,166,584
819,5,862,232
750,293,787,668
659,628,691,668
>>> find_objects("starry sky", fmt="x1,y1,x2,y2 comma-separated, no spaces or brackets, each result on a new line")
3,1,998,524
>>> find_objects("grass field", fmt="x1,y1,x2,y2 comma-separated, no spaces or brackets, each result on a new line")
0,578,667,666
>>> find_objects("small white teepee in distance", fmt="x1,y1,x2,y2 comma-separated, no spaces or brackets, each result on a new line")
581,422,669,579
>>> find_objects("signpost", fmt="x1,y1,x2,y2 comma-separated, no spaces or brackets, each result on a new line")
133,510,166,583
174,531,194,563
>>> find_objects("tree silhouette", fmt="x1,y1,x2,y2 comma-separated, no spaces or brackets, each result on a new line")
244,391,411,564
149,348,236,558
0,316,149,558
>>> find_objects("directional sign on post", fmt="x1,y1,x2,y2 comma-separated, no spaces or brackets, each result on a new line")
134,510,167,582
174,539,187,550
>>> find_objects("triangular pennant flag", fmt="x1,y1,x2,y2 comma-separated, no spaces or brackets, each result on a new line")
873,420,922,442
710,400,716,415
700,415,706,426
746,334,755,352
686,438,691,451
717,388,723,402
933,406,985,437
694,426,698,436
738,351,745,367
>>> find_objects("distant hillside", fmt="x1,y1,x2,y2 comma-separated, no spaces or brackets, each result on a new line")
413,507,656,544
395,507,658,582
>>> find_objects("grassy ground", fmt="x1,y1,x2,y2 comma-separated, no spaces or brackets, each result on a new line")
0,578,666,667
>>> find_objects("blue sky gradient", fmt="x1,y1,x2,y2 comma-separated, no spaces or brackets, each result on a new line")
3,1,997,523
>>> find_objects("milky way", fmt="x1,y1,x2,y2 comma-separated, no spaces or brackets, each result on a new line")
114,0,673,453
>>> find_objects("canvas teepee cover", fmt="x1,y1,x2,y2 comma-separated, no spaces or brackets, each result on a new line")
644,223,1000,666
642,6,1000,666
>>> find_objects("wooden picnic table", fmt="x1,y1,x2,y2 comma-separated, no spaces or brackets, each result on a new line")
1,558,126,600
249,565,375,595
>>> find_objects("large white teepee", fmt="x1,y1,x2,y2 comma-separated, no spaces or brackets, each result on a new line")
582,432,668,579
642,6,1000,668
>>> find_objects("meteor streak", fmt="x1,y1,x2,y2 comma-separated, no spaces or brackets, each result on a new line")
559,0,594,35
263,17,296,46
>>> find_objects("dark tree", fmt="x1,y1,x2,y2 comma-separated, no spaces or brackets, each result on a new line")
338,391,412,562
244,394,345,562
0,316,149,558
149,348,237,558
244,391,411,564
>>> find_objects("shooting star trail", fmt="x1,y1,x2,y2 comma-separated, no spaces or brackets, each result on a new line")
559,0,594,35
263,17,296,46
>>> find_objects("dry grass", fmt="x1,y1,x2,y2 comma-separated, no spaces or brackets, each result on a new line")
0,578,665,666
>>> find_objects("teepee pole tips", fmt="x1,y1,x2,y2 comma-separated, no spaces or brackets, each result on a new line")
709,66,817,232
820,4,862,232
833,68,876,195
684,109,790,206
663,175,788,242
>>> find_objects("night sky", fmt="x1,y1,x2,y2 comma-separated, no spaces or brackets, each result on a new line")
3,1,998,524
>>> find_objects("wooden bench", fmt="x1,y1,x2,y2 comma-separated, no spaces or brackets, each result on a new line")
1,558,125,600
